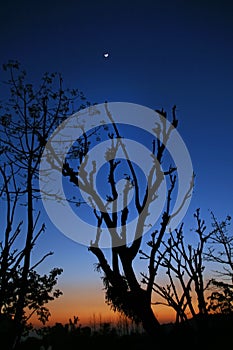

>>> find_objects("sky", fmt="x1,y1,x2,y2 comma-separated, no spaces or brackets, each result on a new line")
0,0,233,326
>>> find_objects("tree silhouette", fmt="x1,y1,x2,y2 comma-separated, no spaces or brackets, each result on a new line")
45,99,232,338
0,163,63,349
2,61,232,346
140,208,233,336
44,100,194,337
206,213,233,315
143,209,212,321
0,60,88,348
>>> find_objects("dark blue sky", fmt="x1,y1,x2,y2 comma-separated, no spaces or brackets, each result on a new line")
1,0,233,324
1,0,232,221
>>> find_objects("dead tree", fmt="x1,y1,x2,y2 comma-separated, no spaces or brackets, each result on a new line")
141,208,233,334
46,101,194,337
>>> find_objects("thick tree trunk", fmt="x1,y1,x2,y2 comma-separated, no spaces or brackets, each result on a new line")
89,245,163,338
129,288,162,338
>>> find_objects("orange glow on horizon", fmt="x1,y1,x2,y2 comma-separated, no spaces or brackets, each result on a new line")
31,283,121,327
30,283,177,328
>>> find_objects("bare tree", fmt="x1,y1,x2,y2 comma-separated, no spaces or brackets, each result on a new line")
140,208,233,336
141,209,213,325
205,212,233,280
44,101,194,337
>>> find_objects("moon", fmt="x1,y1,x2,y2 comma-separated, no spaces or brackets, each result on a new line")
103,53,109,58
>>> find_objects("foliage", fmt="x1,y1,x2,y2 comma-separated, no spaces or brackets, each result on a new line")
102,275,141,323
207,280,233,314
0,59,87,348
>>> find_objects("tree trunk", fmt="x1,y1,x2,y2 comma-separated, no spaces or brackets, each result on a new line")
12,174,34,349
130,288,162,337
